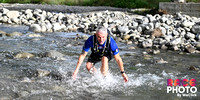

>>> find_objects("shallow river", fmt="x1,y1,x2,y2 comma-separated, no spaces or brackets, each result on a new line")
0,24,199,100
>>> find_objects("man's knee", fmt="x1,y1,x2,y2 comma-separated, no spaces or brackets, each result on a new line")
101,56,108,63
86,62,93,71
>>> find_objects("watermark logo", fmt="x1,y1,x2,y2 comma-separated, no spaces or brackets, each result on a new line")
167,79,197,97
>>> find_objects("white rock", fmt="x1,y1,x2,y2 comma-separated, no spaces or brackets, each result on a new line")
178,0,185,3
172,30,179,36
118,26,129,33
132,21,138,28
170,38,182,45
142,17,149,24
186,32,195,39
41,24,47,32
160,16,168,23
11,17,20,24
142,39,153,48
52,22,61,32
159,27,166,35
182,20,195,27
2,8,9,14
28,34,42,37
45,22,53,32
103,23,108,28
25,9,33,19
6,11,20,18
165,35,173,42
2,16,8,23
154,22,161,28
146,14,156,22
29,24,41,32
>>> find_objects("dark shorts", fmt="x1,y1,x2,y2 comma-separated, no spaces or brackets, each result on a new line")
87,53,113,65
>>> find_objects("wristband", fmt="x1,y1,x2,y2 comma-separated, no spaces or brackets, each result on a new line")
121,71,125,74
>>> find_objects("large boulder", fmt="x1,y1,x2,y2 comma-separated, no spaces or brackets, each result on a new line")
6,11,20,19
14,52,35,59
29,24,41,32
43,50,66,60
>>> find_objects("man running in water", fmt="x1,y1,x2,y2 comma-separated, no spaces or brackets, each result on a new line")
72,27,128,82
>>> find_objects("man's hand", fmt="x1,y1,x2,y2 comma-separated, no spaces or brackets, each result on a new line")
122,73,128,82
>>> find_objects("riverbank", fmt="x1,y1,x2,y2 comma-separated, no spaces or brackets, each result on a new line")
0,3,200,53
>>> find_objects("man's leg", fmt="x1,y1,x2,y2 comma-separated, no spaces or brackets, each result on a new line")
86,62,97,73
100,56,109,76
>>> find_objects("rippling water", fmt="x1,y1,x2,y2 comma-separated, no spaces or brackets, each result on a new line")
0,24,199,100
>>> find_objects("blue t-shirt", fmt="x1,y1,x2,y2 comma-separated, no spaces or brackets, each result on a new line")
83,35,119,55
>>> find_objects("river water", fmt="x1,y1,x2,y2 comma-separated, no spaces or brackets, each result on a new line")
0,24,199,100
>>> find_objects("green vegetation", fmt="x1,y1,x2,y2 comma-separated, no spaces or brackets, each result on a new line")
0,0,200,9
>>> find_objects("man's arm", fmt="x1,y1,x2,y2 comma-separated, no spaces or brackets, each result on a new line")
72,50,88,80
114,53,128,82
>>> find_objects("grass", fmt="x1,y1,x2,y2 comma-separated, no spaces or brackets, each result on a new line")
0,0,200,9
0,0,171,9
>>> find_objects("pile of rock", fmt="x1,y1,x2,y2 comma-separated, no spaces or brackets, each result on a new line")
0,8,200,53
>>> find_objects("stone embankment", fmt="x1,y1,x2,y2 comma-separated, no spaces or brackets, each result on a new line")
0,6,200,53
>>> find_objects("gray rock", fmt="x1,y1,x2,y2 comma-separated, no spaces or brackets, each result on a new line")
165,35,173,42
194,42,200,50
118,26,129,33
186,32,195,39
196,34,200,40
0,30,7,36
6,32,23,37
172,45,179,51
160,16,168,23
43,50,66,60
191,25,200,34
166,19,173,25
159,27,166,35
142,17,149,24
170,37,182,45
14,52,35,59
155,58,168,64
146,14,156,22
142,39,152,48
185,44,196,53
172,30,179,36
37,69,50,77
154,22,161,28
29,24,41,32
19,91,30,97
132,21,138,28
180,31,186,37
153,49,160,54
45,22,53,32
161,44,168,50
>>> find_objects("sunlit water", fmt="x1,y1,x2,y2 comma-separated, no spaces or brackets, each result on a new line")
0,24,199,100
